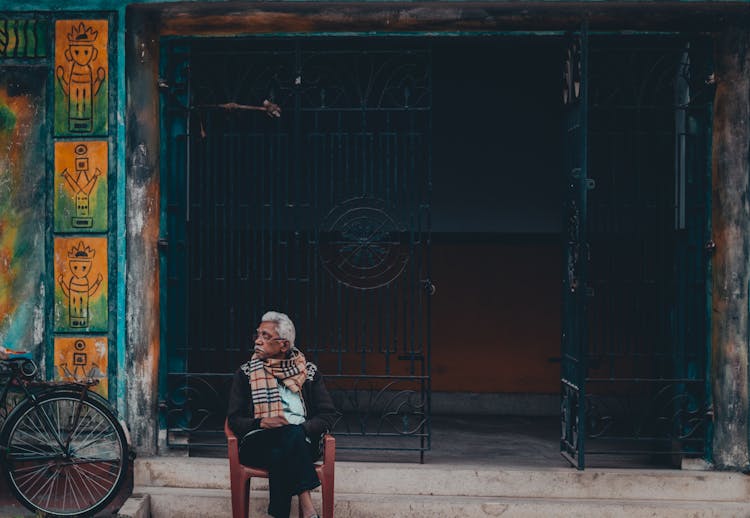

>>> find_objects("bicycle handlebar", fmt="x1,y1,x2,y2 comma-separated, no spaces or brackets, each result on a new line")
0,352,101,386
5,351,32,360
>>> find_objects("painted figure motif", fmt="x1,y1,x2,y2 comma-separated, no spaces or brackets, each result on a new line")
60,143,101,228
56,22,105,133
58,339,105,380
58,241,103,328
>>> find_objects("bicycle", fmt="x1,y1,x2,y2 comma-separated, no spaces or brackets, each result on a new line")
0,350,129,517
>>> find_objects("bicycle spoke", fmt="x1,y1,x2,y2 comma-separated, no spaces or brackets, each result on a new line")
66,402,91,446
71,464,106,502
25,463,60,506
12,461,54,487
71,411,111,452
67,466,83,511
20,409,58,449
69,456,121,466
34,404,65,449
72,464,113,495
74,431,118,457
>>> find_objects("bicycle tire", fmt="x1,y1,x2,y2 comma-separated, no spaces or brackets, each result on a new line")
0,389,128,517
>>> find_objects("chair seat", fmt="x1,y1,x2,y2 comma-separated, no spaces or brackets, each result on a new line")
224,419,335,518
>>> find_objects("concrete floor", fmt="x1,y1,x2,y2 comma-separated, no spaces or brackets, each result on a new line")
334,415,568,467
324,414,692,470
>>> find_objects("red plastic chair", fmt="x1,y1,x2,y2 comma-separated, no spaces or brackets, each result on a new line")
224,419,335,518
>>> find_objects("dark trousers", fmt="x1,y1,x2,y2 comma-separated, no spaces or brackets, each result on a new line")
239,424,321,518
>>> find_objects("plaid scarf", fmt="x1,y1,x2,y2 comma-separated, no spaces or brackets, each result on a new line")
246,347,308,419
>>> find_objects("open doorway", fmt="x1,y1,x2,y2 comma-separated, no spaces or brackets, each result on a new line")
160,33,711,466
430,38,563,414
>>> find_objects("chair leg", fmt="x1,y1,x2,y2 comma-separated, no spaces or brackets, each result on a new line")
321,479,334,518
231,477,250,518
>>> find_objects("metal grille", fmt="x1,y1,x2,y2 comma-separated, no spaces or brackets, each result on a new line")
562,34,713,468
161,39,431,458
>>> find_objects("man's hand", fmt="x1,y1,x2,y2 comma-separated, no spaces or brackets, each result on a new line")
260,416,289,429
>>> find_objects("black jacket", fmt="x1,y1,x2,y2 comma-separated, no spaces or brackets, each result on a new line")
227,361,337,444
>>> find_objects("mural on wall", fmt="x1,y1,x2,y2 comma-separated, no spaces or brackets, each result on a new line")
54,336,107,397
0,67,46,349
54,141,107,232
0,18,48,58
54,20,108,136
54,237,107,332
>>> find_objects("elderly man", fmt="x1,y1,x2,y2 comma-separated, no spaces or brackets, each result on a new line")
227,311,336,518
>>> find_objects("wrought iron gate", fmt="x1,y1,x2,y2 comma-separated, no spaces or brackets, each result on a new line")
560,26,590,468
160,38,432,457
561,31,714,469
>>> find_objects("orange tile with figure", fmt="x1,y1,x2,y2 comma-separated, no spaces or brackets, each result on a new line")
54,141,108,232
54,20,108,136
54,336,107,397
54,237,107,332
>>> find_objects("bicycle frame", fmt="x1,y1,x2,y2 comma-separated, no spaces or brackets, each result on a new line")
0,357,96,456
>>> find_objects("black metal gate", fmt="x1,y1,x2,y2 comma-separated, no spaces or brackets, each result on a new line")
561,31,714,468
160,38,432,457
560,26,590,468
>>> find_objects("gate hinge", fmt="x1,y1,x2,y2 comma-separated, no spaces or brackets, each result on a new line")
421,279,436,296
157,239,168,252
586,178,596,190
704,240,716,254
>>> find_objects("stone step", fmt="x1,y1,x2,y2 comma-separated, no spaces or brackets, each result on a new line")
138,486,750,518
135,457,750,503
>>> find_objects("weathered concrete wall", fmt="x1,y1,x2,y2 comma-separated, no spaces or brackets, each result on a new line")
125,8,161,455
0,67,47,354
711,24,750,470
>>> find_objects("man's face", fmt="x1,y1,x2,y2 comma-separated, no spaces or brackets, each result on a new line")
253,321,289,360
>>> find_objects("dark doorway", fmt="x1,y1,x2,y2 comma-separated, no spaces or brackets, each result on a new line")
159,33,712,468
430,38,563,401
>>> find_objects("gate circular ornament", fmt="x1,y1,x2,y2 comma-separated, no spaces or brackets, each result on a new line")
319,197,409,289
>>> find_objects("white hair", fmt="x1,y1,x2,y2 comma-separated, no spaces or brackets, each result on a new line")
261,311,296,347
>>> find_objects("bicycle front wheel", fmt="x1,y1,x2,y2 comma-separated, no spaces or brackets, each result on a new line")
1,390,128,517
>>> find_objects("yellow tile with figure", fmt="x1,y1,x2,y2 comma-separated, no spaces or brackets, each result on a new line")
54,141,108,232
54,237,107,332
54,336,107,397
54,20,108,136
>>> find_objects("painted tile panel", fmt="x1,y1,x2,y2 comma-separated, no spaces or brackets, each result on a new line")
0,67,46,348
54,237,107,332
54,141,108,232
0,18,49,59
54,20,108,136
54,336,108,397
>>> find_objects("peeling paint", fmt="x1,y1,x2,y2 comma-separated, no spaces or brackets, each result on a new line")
32,280,44,346
0,69,46,352
711,25,750,469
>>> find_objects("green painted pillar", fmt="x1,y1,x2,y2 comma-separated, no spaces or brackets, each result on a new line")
711,24,750,470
